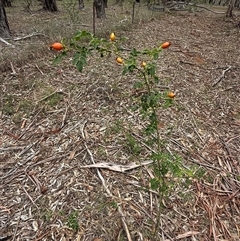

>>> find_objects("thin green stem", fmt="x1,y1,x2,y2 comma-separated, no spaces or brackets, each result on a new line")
136,67,164,239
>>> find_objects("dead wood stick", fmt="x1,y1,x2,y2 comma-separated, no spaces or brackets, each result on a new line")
212,66,232,87
35,64,44,75
0,205,11,214
17,108,43,140
36,89,63,103
10,62,17,75
13,32,46,41
81,160,153,173
0,146,25,151
0,37,14,46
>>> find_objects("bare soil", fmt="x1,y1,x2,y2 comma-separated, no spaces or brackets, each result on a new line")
1,2,240,241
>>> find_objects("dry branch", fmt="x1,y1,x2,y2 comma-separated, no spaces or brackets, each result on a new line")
13,32,46,41
175,231,200,239
0,37,14,46
212,66,232,87
81,160,153,173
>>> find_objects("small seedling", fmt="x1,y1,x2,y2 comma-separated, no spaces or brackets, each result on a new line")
67,211,79,232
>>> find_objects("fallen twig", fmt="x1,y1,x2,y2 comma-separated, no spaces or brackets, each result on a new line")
36,89,65,103
0,205,11,214
175,231,200,239
35,64,44,75
13,32,46,41
81,160,153,173
0,37,14,46
10,62,17,75
212,66,232,87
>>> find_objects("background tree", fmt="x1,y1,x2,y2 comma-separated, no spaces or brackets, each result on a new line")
2,0,11,7
0,0,11,38
43,0,58,11
226,0,236,16
78,0,84,9
94,0,106,18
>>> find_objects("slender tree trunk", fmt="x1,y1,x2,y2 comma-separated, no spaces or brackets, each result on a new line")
0,0,11,38
94,0,106,18
2,0,11,7
78,0,84,9
226,0,236,16
43,0,58,12
103,0,107,8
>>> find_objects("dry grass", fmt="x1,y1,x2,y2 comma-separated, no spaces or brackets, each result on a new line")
1,1,240,240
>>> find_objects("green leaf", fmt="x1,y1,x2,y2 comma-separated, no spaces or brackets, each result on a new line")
72,51,87,72
164,98,174,108
130,48,140,57
133,81,143,89
67,211,79,232
154,76,159,84
141,94,150,111
128,64,136,72
122,68,128,75
142,49,150,55
150,178,159,190
72,52,80,65
52,52,66,65
124,57,136,73
80,30,93,37
89,37,103,50
80,55,87,65
74,30,93,41
153,52,159,60
145,124,156,135
159,161,169,176
159,181,168,193
147,64,156,77
76,61,84,72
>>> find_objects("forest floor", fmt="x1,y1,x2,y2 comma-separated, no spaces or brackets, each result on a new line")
1,1,240,240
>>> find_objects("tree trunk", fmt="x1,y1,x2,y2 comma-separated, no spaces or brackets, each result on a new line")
43,0,58,12
0,0,11,38
103,0,108,8
226,0,236,16
78,0,84,9
94,0,106,18
2,0,11,7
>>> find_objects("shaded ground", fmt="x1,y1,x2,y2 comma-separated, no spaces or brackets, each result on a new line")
1,1,240,240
